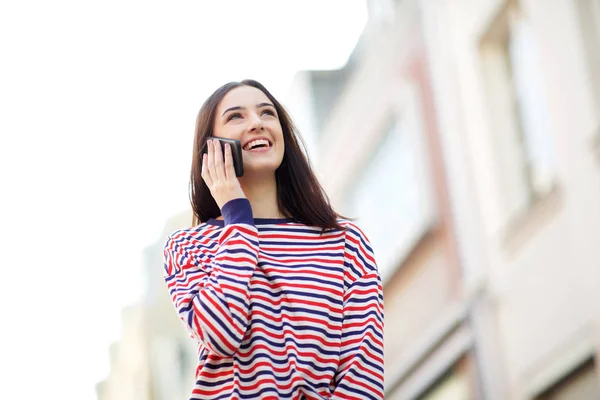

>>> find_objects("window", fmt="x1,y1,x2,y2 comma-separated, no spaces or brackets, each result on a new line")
415,364,472,400
576,0,600,129
343,85,435,283
480,1,557,220
535,358,600,400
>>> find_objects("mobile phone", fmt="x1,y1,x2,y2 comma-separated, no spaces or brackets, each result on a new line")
201,137,244,177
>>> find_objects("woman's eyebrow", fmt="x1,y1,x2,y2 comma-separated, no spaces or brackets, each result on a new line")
222,103,275,116
222,106,244,116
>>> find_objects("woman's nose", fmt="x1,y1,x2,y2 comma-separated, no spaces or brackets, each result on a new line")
247,112,264,132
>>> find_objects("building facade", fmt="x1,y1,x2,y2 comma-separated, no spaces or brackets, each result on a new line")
97,210,196,400
306,0,600,398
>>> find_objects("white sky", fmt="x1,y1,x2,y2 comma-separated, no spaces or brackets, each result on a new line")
0,1,367,398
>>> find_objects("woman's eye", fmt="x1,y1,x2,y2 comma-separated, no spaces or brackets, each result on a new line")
261,109,276,117
226,112,242,121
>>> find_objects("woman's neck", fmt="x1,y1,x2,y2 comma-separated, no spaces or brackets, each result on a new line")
218,174,282,220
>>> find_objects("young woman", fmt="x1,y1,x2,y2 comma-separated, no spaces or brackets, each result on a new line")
163,79,384,400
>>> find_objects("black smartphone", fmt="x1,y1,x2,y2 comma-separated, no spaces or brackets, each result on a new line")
201,137,244,177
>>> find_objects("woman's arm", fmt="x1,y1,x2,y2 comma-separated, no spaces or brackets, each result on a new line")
332,224,384,400
163,198,259,357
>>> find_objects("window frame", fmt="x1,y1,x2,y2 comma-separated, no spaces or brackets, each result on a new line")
342,81,436,283
479,0,559,231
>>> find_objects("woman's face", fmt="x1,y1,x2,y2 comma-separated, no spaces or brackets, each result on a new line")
212,85,285,177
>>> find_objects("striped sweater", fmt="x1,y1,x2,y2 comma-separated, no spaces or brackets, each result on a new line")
163,198,384,400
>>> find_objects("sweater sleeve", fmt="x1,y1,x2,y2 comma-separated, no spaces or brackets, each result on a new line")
163,198,259,357
332,225,385,400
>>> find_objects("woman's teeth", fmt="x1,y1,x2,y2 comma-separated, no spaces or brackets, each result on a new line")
244,139,271,151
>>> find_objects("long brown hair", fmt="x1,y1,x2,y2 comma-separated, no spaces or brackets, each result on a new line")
189,79,349,232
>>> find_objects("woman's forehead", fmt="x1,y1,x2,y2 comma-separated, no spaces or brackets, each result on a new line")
218,86,270,110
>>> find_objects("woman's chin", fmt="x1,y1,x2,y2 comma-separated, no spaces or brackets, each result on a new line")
242,156,283,173
241,162,281,177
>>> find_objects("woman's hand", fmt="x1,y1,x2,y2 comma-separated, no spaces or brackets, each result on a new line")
201,139,246,210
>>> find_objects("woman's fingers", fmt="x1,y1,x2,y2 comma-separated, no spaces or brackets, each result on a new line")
201,153,213,186
224,143,236,179
202,139,234,186
206,140,217,183
212,139,226,182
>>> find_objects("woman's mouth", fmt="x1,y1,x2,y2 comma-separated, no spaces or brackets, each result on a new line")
243,138,272,152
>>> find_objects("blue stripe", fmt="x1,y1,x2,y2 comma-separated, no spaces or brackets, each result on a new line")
256,225,341,235
230,352,338,375
193,375,233,388
228,232,260,248
259,237,343,246
345,242,375,272
336,382,379,399
250,301,343,323
258,261,344,274
344,309,382,324
258,248,344,257
256,274,344,291
239,333,340,357
337,349,384,374
199,299,241,346
172,268,205,284
249,319,341,342
203,331,231,357
250,284,342,307
246,316,341,341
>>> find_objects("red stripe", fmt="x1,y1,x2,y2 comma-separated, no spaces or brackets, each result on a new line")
201,289,245,336
232,374,305,392
343,316,384,334
237,342,338,365
251,309,341,332
220,237,257,248
260,253,343,266
221,282,250,299
196,293,239,352
345,234,376,265
192,382,234,396
252,294,342,314
217,255,257,265
340,332,384,366
213,266,251,279
251,280,343,299
344,252,368,276
220,225,257,240
201,359,329,385
247,325,339,349
260,243,344,253
259,265,343,282
261,232,344,241
343,373,384,398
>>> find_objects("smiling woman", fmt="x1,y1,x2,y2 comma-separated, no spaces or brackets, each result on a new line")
189,80,350,228
163,79,384,400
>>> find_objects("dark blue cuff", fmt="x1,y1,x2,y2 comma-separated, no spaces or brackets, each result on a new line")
221,198,254,226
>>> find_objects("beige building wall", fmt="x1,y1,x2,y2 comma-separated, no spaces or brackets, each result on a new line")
313,0,600,398
97,210,196,400
96,304,152,400
143,209,197,400
313,0,480,398
420,0,600,398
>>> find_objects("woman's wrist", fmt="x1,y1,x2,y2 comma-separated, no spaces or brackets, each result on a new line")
221,198,254,226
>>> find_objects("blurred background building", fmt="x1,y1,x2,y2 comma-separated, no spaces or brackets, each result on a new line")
98,0,600,398
96,210,196,400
